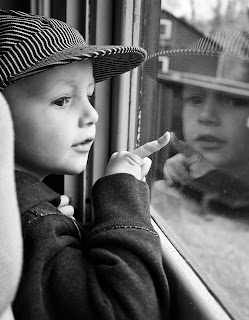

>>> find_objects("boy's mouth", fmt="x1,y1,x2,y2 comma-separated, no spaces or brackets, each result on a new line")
72,138,94,152
72,137,95,146
195,134,226,149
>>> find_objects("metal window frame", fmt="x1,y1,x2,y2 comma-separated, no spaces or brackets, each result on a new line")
109,0,143,153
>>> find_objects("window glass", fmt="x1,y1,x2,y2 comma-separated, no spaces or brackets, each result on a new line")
140,0,249,318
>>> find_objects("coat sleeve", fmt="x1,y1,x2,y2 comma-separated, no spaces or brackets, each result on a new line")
13,174,170,320
86,173,170,319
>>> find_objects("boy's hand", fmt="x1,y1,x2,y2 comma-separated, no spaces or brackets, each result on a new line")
105,131,170,180
163,132,215,186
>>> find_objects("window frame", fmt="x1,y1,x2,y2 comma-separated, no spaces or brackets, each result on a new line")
160,18,172,40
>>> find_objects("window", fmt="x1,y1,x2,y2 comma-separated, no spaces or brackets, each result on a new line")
160,19,172,47
158,56,169,73
139,0,249,319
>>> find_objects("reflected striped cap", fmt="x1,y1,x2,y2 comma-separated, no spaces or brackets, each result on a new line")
177,28,249,59
143,28,249,97
146,28,249,62
144,28,249,78
0,10,147,90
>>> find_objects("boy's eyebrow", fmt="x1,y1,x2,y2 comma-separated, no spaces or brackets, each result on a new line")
55,79,95,87
57,79,74,85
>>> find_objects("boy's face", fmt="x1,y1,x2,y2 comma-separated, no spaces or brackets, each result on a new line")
3,60,99,178
182,85,249,175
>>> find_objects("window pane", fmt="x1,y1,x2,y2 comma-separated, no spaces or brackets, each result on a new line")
140,1,249,318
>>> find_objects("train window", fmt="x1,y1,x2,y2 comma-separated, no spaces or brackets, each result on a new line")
140,0,249,319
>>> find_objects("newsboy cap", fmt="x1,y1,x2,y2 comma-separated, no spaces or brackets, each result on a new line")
0,10,147,90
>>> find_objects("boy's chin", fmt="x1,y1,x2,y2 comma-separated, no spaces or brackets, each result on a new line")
60,163,87,175
64,168,85,175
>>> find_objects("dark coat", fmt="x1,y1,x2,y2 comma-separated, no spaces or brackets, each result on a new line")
13,171,170,320
181,169,249,218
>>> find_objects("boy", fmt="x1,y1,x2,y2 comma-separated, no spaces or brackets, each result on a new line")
0,10,170,320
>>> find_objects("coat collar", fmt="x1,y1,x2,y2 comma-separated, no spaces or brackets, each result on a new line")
15,170,60,214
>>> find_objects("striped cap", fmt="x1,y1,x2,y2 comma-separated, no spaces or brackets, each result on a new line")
0,10,147,90
167,28,249,60
144,28,249,97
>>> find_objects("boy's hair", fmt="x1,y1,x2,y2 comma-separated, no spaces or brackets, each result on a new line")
0,10,147,90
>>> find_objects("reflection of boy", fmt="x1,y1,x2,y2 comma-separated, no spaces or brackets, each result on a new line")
161,96,249,213
1,10,170,319
175,83,249,213
150,30,249,318
164,133,249,214
155,29,249,213
182,85,249,184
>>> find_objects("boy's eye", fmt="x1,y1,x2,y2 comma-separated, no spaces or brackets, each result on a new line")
184,95,203,105
227,97,249,108
52,97,71,108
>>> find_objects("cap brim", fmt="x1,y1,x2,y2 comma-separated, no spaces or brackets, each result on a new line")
158,71,249,98
10,45,147,84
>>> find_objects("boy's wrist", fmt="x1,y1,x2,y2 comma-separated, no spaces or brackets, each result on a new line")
92,173,151,225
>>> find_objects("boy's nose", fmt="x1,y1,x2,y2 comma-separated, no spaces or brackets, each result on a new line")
198,94,220,125
79,100,99,127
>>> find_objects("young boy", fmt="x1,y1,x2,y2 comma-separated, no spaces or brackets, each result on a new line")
0,10,170,320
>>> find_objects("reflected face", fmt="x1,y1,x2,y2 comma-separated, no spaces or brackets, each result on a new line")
182,85,249,174
3,60,99,178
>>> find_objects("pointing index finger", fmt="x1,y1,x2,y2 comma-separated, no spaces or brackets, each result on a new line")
132,131,170,159
170,132,197,158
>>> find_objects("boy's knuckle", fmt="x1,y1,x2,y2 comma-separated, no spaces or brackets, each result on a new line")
110,152,119,158
143,143,152,152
